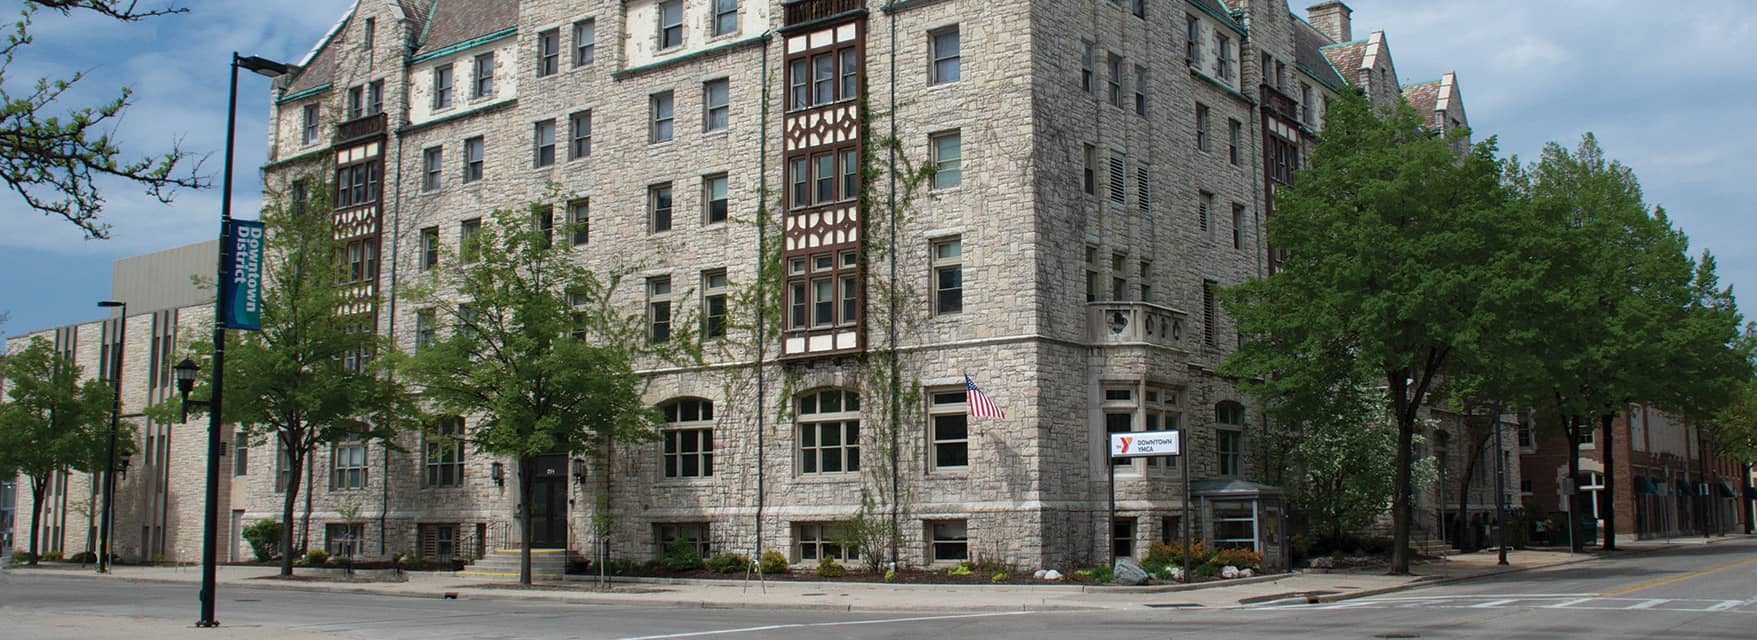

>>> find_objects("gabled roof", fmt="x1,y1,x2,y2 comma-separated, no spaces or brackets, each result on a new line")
1402,80,1440,113
414,0,519,56
279,2,356,98
1292,17,1344,91
1320,38,1367,79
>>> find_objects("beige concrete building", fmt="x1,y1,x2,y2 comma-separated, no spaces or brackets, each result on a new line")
9,0,1488,573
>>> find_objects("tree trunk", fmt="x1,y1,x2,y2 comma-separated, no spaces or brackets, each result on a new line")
301,452,315,557
1390,404,1415,575
1599,412,1617,551
1458,442,1484,552
279,449,304,577
1743,464,1754,535
27,477,47,564
519,456,534,586
1566,416,1584,552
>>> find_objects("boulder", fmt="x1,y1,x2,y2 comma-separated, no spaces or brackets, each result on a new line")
1221,565,1241,579
1042,569,1062,581
1113,558,1149,585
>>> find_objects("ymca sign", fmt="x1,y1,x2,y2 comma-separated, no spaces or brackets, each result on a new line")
1109,430,1181,458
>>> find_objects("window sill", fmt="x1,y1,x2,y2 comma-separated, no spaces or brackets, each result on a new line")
655,477,715,486
929,185,964,196
649,138,676,148
702,128,730,139
794,473,861,483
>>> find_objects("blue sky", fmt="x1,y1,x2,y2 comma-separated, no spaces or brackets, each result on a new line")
1,0,1753,341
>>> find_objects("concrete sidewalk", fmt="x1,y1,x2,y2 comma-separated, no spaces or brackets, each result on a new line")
6,534,1749,614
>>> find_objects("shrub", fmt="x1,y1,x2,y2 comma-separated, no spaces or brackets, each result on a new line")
1214,548,1262,570
883,568,896,582
815,556,847,578
662,539,704,572
758,549,789,575
296,549,330,567
149,553,169,566
10,551,36,565
1088,565,1115,583
41,551,63,562
945,564,973,576
402,555,428,570
1193,563,1219,578
991,571,1009,583
242,520,282,562
1140,557,1169,576
706,553,751,574
69,551,97,564
1145,541,1178,564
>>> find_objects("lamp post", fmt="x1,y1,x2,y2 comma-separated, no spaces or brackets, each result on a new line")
194,52,290,629
96,299,126,573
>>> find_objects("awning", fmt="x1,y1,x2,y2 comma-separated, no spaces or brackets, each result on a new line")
1634,476,1658,496
1717,481,1737,498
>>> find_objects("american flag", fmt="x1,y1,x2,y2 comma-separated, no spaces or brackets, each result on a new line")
965,375,1005,419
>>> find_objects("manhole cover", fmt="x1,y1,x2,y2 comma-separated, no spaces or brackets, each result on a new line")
1145,603,1204,608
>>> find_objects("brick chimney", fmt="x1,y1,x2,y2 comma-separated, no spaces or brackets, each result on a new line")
1307,1,1353,43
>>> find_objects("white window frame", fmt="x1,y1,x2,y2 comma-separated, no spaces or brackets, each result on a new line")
798,389,860,475
933,236,962,315
929,389,969,470
661,399,714,478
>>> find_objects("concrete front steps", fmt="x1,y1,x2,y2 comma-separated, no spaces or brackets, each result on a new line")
457,548,572,580
1409,538,1462,557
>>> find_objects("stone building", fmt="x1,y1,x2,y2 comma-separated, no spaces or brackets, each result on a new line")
4,242,232,564
9,0,1488,573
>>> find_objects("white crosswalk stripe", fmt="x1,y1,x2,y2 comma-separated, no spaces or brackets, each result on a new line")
1248,594,1757,614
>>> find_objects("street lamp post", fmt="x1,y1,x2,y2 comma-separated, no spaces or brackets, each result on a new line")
194,52,290,629
96,299,126,573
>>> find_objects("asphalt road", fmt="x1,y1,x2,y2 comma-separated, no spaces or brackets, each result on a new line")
4,539,1755,639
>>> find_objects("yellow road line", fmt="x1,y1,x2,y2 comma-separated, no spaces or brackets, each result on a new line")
1603,555,1757,596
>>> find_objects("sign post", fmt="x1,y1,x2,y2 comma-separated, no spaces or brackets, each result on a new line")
1108,430,1182,574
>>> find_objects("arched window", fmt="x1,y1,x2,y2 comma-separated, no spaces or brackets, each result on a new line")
660,398,714,478
798,389,859,475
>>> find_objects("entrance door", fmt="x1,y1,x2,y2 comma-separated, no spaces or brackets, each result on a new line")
527,454,569,549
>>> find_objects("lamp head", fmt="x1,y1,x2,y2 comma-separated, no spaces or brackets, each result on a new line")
237,54,290,78
174,358,200,395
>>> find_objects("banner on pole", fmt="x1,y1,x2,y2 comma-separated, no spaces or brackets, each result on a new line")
222,219,265,331
1109,430,1181,458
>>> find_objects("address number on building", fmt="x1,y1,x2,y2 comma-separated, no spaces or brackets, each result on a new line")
1110,430,1181,458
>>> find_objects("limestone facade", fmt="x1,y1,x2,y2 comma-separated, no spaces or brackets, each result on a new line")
9,0,1500,572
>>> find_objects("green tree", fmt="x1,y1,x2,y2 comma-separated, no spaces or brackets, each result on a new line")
401,204,684,585
148,184,410,576
1,2,205,238
1507,135,1741,550
1283,363,1399,545
0,337,120,563
1219,88,1523,573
